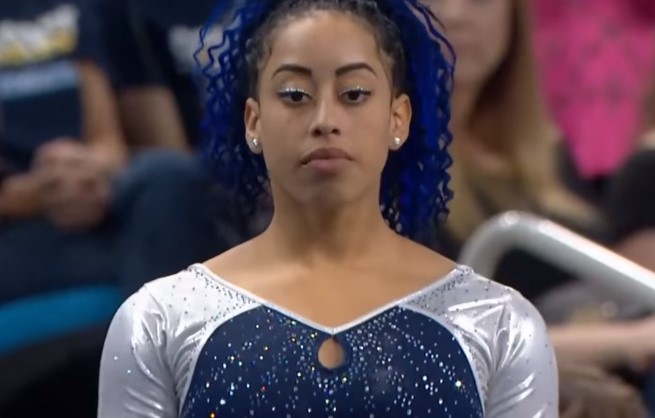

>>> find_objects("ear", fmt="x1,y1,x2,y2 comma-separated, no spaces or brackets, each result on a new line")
389,93,412,151
244,97,263,154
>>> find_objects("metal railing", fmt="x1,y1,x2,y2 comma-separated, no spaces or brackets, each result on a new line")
458,211,655,309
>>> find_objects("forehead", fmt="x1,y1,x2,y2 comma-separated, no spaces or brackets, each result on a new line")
263,11,386,74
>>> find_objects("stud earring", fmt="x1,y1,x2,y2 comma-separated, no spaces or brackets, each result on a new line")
252,137,260,148
393,137,402,147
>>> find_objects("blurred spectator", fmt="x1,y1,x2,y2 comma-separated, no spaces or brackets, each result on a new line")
598,71,655,279
107,0,242,151
423,0,655,399
0,0,127,415
605,148,655,272
425,0,597,300
1,0,242,297
104,0,264,295
559,362,647,418
0,0,242,415
0,0,127,302
534,0,655,200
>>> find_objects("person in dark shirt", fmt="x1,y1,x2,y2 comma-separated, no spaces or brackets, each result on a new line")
0,0,231,303
101,0,263,294
0,0,128,300
0,1,241,415
107,0,242,151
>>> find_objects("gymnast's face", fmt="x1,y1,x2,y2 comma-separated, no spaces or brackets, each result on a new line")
244,11,411,208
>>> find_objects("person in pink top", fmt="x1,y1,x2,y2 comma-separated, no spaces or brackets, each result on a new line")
534,0,655,183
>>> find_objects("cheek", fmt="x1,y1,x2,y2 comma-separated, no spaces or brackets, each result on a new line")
483,16,511,65
260,104,293,131
260,107,304,179
259,107,303,151
259,141,291,189
355,106,394,169
457,18,511,83
480,0,513,72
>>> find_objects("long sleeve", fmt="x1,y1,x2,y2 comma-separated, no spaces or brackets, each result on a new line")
485,295,559,417
98,288,178,418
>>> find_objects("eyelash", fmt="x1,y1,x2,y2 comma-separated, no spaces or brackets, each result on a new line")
341,87,372,103
277,88,311,103
277,87,372,104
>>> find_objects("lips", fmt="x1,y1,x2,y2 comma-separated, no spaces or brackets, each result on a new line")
300,147,352,165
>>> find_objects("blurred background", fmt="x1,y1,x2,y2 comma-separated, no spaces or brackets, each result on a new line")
1,0,655,416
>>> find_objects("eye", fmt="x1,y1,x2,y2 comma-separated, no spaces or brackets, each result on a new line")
340,87,372,104
278,88,311,104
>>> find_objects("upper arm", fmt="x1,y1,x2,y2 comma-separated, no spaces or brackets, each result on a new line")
99,0,189,150
485,296,559,418
98,290,178,418
118,86,190,151
75,60,129,173
77,61,124,147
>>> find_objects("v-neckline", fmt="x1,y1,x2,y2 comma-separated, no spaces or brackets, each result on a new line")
191,263,469,335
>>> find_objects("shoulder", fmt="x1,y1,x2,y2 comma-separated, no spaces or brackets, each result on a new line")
108,268,204,334
408,265,546,325
99,268,208,417
449,269,559,416
119,263,263,317
455,268,543,313
481,275,558,415
404,268,558,415
101,266,263,402
131,267,205,303
441,268,552,349
110,265,257,337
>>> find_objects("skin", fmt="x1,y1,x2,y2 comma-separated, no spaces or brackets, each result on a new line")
0,61,128,230
205,11,455,365
118,86,190,152
425,0,511,140
559,362,647,418
640,128,655,149
426,0,511,93
424,0,515,176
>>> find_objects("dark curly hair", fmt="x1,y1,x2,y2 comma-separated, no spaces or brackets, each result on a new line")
195,0,455,241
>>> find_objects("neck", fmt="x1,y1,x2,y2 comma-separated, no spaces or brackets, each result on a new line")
260,190,395,266
450,82,479,138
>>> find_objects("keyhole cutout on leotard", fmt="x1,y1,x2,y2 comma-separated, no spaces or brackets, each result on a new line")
317,337,346,370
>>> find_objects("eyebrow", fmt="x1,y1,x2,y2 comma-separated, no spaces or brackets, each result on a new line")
271,62,378,78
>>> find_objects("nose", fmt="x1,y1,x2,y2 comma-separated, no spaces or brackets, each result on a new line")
310,93,341,138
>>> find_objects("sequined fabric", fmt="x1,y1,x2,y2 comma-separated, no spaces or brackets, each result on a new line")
98,265,558,417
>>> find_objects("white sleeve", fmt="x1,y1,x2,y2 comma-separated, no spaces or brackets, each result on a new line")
485,295,559,417
98,289,179,418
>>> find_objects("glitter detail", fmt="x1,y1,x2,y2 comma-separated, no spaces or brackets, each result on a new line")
99,265,557,417
180,306,483,417
404,267,490,404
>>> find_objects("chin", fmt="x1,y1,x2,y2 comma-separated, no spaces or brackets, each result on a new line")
454,67,487,91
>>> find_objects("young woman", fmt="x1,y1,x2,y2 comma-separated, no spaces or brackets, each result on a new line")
98,0,557,416
420,2,653,415
423,0,598,296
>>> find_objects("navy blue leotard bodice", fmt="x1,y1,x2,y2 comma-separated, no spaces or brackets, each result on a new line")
99,264,558,417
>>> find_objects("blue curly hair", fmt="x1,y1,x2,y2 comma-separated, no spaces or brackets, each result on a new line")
196,0,454,241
